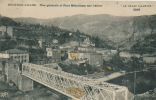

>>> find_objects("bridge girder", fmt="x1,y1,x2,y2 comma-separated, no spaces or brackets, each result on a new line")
22,63,128,100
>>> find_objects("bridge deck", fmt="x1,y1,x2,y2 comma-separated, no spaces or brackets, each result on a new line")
22,63,128,100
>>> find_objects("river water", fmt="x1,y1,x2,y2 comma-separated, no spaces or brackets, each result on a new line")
107,69,156,94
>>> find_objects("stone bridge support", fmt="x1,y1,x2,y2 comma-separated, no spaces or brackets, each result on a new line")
4,61,34,92
18,75,34,92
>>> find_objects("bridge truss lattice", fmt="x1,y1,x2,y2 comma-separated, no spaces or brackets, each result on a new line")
22,63,128,100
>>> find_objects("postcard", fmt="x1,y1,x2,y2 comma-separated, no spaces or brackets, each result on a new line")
0,0,156,100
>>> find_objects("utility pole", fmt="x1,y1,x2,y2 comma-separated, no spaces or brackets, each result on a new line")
134,71,136,100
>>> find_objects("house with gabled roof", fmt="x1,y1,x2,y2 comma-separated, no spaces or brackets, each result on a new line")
0,49,29,63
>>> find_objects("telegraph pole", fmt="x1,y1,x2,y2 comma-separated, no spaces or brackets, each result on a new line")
134,72,136,100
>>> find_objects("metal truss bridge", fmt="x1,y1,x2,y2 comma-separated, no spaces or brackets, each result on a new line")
22,63,129,100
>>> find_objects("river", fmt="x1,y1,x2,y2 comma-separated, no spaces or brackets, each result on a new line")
107,69,156,94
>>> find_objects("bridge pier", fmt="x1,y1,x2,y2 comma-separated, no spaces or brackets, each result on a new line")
18,75,34,92
4,61,34,92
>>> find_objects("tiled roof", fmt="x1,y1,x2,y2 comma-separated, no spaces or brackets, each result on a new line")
1,49,27,54
61,42,71,46
38,39,46,42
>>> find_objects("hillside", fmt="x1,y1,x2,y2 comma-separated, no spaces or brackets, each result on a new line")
12,14,156,49
0,16,113,49
13,14,131,42
0,16,19,26
131,33,156,54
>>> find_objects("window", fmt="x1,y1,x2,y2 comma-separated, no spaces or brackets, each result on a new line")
14,65,16,68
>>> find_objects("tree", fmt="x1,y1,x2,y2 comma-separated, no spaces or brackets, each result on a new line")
109,54,124,71
76,29,81,34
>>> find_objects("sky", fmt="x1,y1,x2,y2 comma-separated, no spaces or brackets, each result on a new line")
0,0,156,19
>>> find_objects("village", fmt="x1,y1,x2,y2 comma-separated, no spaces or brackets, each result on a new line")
0,25,156,99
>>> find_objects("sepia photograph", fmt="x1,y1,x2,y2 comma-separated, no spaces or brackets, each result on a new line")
0,0,156,100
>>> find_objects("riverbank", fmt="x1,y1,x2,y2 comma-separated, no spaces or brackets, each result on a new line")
136,88,156,100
